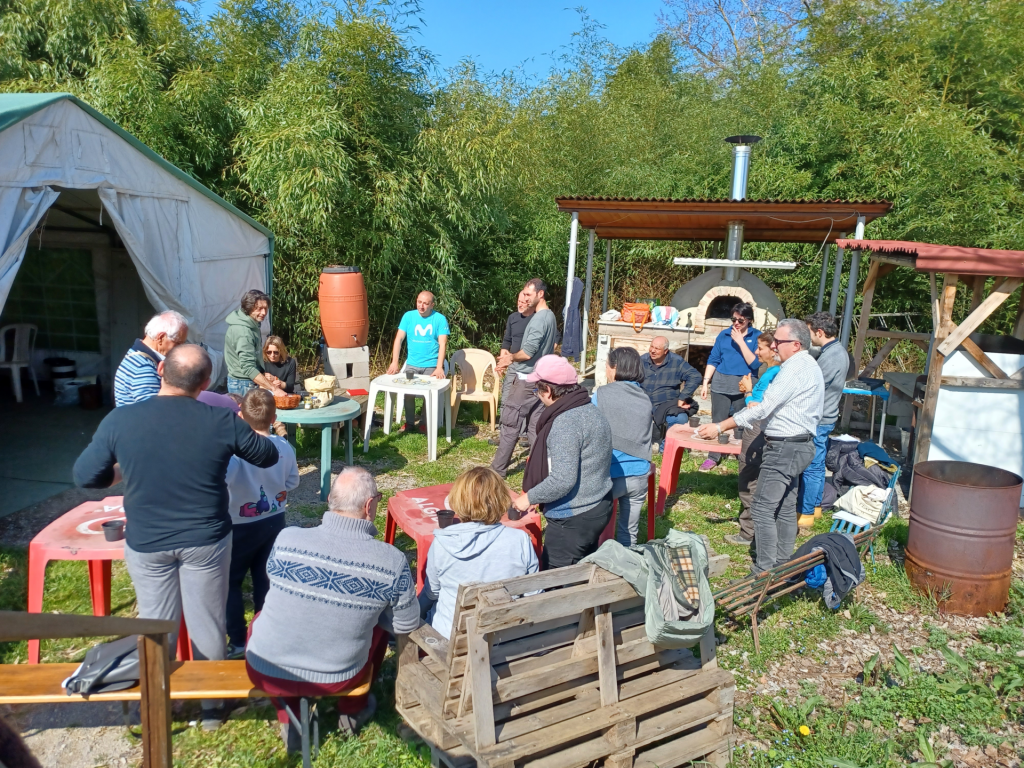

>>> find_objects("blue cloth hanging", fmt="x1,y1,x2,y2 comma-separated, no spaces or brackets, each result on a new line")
561,277,584,360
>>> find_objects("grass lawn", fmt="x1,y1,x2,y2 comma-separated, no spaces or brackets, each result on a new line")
3,400,1023,767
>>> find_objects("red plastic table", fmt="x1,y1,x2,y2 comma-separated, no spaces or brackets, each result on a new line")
384,483,543,591
656,424,742,516
27,496,191,664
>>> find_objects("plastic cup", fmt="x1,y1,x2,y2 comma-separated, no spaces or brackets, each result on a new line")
718,432,730,445
507,506,522,521
102,519,125,542
436,510,455,528
405,370,416,380
688,415,700,428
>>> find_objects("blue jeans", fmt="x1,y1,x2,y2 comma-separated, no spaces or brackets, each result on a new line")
227,376,256,396
659,413,690,452
798,422,835,515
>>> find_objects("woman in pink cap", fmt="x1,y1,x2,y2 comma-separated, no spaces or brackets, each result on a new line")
511,355,613,568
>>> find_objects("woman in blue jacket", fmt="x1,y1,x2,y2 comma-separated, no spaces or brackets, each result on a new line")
698,302,761,471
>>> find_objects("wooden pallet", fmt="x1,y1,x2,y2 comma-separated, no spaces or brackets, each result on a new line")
397,564,734,768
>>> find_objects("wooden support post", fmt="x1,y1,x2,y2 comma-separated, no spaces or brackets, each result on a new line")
860,338,899,378
938,276,1022,356
970,275,986,311
1013,289,1024,341
699,625,719,671
138,633,172,768
595,604,618,706
915,274,959,464
841,258,881,429
465,616,496,749
960,337,1007,379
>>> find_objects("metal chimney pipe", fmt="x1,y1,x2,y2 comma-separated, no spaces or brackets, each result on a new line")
722,135,761,282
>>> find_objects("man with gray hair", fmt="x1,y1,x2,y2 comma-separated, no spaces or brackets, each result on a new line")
114,310,189,406
245,466,419,750
697,318,824,573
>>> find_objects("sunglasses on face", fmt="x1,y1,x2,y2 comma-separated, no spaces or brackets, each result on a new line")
732,317,748,325
771,339,800,348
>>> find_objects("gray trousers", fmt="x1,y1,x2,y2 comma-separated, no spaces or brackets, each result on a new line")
750,438,815,574
736,419,765,540
125,534,232,709
612,473,648,546
403,365,436,426
491,376,541,477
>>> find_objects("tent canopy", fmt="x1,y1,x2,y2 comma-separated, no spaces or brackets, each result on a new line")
555,197,893,242
0,93,274,379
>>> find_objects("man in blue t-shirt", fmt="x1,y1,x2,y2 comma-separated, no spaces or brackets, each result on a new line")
386,291,450,431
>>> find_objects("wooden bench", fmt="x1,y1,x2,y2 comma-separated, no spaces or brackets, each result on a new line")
0,612,371,768
396,563,735,768
713,528,877,653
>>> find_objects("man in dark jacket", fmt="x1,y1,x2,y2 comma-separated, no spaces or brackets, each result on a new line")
640,337,702,439
73,344,279,729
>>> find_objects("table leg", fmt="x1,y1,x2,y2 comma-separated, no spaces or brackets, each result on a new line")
364,385,378,452
320,424,333,501
346,419,353,465
445,389,452,444
416,541,429,593
176,616,192,662
879,397,889,445
869,396,876,442
88,559,112,616
27,549,48,664
427,391,437,462
383,390,393,435
384,509,397,545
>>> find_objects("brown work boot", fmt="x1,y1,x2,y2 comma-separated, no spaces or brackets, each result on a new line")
797,514,815,528
813,505,823,520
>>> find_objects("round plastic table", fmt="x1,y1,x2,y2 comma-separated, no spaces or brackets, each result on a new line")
276,398,362,500
385,483,543,591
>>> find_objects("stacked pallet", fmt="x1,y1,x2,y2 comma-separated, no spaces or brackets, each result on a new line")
397,563,734,768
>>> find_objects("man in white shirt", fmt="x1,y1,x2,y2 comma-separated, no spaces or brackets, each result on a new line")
698,319,824,573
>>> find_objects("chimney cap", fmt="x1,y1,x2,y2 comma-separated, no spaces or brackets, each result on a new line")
724,135,763,145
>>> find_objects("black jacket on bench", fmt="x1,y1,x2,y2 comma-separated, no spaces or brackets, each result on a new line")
73,394,278,553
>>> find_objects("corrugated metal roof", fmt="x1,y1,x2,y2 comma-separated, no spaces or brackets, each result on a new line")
837,239,1024,278
557,196,891,205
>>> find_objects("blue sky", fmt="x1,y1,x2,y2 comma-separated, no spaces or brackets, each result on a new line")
195,1,667,80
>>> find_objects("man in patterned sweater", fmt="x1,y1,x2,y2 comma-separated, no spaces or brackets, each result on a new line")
245,466,419,750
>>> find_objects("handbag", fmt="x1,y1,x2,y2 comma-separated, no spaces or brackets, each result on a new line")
622,302,651,332
63,634,142,696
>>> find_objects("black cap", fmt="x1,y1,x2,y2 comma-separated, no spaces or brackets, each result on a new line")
724,135,763,144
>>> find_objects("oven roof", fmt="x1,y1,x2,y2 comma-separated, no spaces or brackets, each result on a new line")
835,239,1024,278
555,197,892,243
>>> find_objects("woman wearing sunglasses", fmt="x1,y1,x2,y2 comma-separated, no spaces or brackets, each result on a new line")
698,302,762,471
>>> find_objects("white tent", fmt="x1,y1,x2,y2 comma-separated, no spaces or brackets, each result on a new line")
0,93,273,387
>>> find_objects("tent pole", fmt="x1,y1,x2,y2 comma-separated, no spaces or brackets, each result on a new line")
816,243,831,312
565,212,579,343
581,230,595,374
840,217,866,348
828,232,846,316
602,240,611,313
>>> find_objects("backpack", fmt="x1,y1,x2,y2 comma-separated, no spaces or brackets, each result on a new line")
64,635,142,696
582,529,714,649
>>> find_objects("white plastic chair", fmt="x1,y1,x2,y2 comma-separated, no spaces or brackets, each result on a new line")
0,324,40,403
449,349,500,430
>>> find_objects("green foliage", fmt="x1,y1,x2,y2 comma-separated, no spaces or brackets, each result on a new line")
3,0,1024,361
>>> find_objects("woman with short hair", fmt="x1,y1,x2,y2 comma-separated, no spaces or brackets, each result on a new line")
420,467,538,638
592,347,654,546
698,301,761,471
511,355,613,568
225,290,285,397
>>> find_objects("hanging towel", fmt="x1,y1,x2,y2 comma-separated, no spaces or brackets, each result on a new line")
561,277,584,360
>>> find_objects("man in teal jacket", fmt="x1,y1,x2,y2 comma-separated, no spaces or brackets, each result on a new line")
225,290,285,397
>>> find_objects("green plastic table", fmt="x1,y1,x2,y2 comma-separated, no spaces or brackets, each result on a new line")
275,398,362,500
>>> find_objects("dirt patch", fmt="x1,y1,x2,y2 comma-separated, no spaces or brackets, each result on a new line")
2,701,142,768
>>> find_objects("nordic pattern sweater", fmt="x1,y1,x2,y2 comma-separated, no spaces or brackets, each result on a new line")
245,513,419,683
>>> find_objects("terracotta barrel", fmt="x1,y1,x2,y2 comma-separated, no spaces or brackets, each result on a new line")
319,266,369,348
905,460,1021,616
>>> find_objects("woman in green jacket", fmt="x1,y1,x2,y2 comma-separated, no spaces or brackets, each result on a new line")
225,290,285,397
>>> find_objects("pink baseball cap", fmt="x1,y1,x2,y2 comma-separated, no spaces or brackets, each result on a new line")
525,355,579,385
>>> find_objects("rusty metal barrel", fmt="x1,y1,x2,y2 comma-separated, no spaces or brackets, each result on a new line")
905,460,1021,616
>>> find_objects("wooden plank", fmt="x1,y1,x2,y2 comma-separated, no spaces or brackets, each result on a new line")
479,703,632,763
860,337,899,378
940,376,1024,389
916,273,959,463
970,275,986,311
476,580,639,633
699,626,718,671
139,634,172,768
959,336,1008,378
1014,293,1024,340
632,698,719,748
466,616,497,749
398,662,445,712
938,276,1023,356
633,720,727,768
595,604,618,706
411,624,450,668
485,564,596,598
0,611,176,641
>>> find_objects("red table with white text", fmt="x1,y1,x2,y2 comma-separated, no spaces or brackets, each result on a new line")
384,484,543,591
27,496,191,664
656,424,742,516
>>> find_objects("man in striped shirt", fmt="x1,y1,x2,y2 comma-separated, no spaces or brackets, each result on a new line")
113,311,188,407
698,319,824,573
